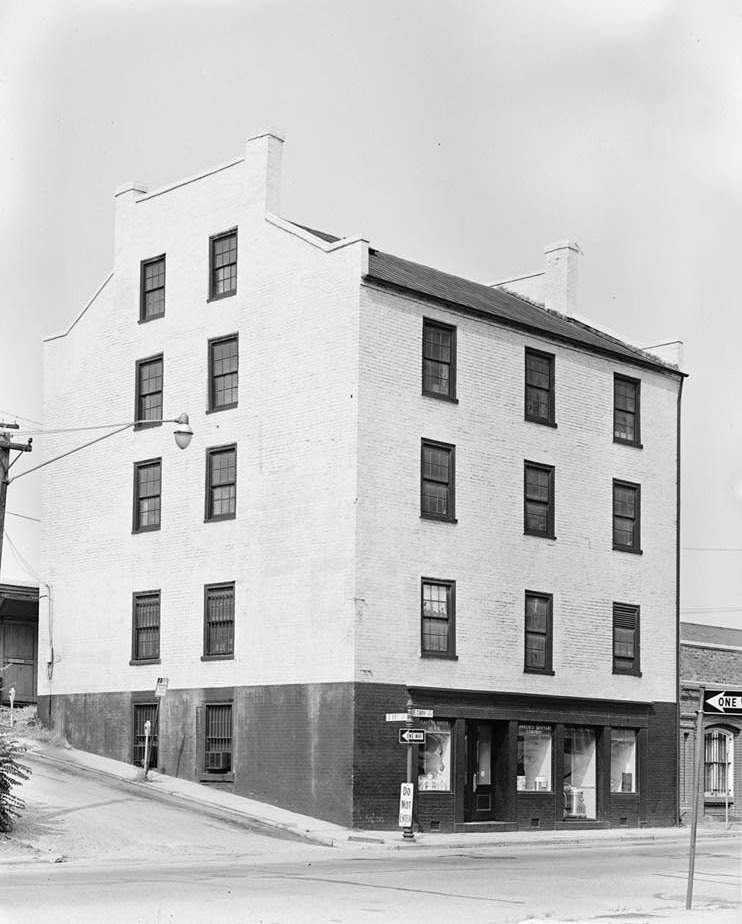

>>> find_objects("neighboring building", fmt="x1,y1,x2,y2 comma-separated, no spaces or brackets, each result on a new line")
38,132,685,831
0,582,39,705
680,622,742,823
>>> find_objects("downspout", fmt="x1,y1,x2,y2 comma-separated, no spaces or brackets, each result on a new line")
675,374,684,825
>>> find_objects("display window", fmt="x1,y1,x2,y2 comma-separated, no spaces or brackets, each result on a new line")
563,726,597,819
417,721,452,792
517,724,552,791
610,728,637,793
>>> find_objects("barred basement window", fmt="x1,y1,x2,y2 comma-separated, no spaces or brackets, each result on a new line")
613,603,640,675
209,334,239,411
209,229,237,299
133,703,158,768
204,582,235,658
206,445,237,520
422,319,456,400
132,591,160,661
135,355,164,426
705,729,734,798
140,255,166,321
205,704,232,773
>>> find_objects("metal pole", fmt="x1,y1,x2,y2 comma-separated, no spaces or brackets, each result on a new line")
403,697,415,841
143,719,151,779
0,436,10,578
686,688,705,909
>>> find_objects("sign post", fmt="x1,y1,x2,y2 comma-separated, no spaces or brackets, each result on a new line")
402,698,415,841
686,686,706,909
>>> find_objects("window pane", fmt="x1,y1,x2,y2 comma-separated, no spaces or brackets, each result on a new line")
614,409,635,442
423,359,450,395
610,728,637,792
417,721,452,791
563,727,597,819
422,583,451,653
517,724,552,791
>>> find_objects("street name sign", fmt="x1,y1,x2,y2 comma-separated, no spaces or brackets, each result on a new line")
704,690,742,714
386,713,409,722
398,728,426,745
408,708,434,718
154,677,169,698
398,783,414,827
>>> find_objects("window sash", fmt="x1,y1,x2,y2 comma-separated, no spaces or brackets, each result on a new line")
423,322,454,397
525,350,554,423
525,594,551,671
205,585,235,656
421,581,454,655
141,257,166,320
135,461,161,530
137,358,163,422
613,482,640,550
133,593,160,660
211,232,237,297
613,604,639,672
207,448,236,519
421,442,454,519
524,464,553,536
614,377,639,443
210,337,239,409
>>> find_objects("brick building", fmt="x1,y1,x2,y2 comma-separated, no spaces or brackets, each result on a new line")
680,622,742,823
38,132,685,831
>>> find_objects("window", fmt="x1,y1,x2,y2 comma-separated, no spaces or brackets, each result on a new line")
421,440,455,521
208,335,239,411
525,348,555,425
132,591,160,662
417,721,452,791
140,255,165,321
421,579,456,658
613,603,640,675
204,583,235,658
705,729,734,798
133,703,158,768
135,355,164,425
614,375,641,445
563,727,597,819
611,728,637,792
613,480,641,552
205,704,232,773
524,462,555,538
205,445,237,520
517,724,552,792
524,592,553,673
209,229,237,299
133,459,161,532
422,319,456,400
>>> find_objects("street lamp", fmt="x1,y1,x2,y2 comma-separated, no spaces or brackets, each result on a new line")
0,413,193,576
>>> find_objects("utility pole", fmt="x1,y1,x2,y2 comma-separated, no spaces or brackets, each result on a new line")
0,422,33,578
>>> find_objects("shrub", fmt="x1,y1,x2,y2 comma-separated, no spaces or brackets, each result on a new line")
0,733,31,832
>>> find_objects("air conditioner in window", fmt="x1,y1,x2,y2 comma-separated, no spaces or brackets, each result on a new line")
205,751,231,772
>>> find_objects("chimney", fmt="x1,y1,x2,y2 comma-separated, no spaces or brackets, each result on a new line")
544,240,581,315
113,180,149,256
244,129,285,215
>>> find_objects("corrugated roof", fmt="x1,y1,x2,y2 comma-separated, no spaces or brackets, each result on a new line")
681,622,742,648
366,249,680,374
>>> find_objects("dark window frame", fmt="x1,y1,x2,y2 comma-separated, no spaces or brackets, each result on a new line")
131,590,161,664
422,318,457,402
421,578,457,659
420,439,457,523
134,354,164,428
204,702,233,773
208,334,239,412
133,458,162,533
205,444,237,521
202,582,235,660
525,348,556,427
524,590,554,674
139,254,166,322
208,228,238,301
613,479,642,553
614,374,642,447
612,602,641,675
524,461,556,539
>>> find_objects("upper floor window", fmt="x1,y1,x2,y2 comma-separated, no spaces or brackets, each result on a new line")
612,602,640,675
210,229,237,299
140,255,166,321
524,591,553,674
525,348,555,426
135,355,163,426
613,480,641,552
705,729,734,798
132,591,160,662
524,461,555,539
133,458,161,532
209,335,239,411
204,582,235,659
614,375,641,446
421,440,456,522
421,579,456,658
206,445,237,521
422,319,456,400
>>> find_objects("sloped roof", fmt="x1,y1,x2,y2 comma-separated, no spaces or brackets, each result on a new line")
681,622,742,649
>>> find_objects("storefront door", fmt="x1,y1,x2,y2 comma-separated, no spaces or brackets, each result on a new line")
464,721,495,821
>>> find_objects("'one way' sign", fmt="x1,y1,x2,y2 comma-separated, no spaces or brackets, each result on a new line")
704,690,742,714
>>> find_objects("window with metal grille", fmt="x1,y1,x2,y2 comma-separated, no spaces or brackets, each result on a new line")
613,480,641,552
135,355,164,425
422,319,456,400
204,583,234,657
132,591,160,661
140,255,166,321
524,462,555,538
525,592,553,673
209,335,239,411
614,375,641,445
133,459,161,531
206,445,236,520
133,703,158,768
613,603,640,674
205,704,232,773
421,440,455,521
421,579,455,658
705,729,733,797
210,230,237,299
525,348,555,425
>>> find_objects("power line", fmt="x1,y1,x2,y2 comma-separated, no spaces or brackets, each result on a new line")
0,410,43,426
682,547,742,552
6,511,41,523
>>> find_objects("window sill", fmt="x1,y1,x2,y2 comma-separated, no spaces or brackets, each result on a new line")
201,654,234,662
132,526,161,534
524,668,555,676
613,668,643,677
138,314,165,324
198,771,234,783
130,658,161,666
613,545,643,555
524,531,556,541
204,514,236,523
206,404,238,415
614,438,643,449
133,422,163,431
525,416,557,429
421,651,458,660
704,797,734,805
420,513,458,524
207,291,237,303
422,390,459,404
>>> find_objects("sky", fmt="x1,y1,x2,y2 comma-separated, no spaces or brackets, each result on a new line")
1,0,741,629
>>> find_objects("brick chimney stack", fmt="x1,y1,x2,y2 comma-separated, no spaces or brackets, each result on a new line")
544,240,581,315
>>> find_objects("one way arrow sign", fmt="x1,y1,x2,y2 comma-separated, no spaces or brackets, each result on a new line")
704,690,742,714
398,728,426,745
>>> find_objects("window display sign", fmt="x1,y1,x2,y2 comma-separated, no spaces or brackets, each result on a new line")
610,728,637,793
417,721,452,792
563,726,597,819
517,724,552,792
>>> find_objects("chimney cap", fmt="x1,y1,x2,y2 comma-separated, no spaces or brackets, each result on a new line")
544,240,582,256
114,181,149,198
246,128,286,144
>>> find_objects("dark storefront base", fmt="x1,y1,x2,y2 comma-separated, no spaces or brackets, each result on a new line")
38,683,677,832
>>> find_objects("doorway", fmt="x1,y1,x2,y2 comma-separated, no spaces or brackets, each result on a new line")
464,721,508,822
